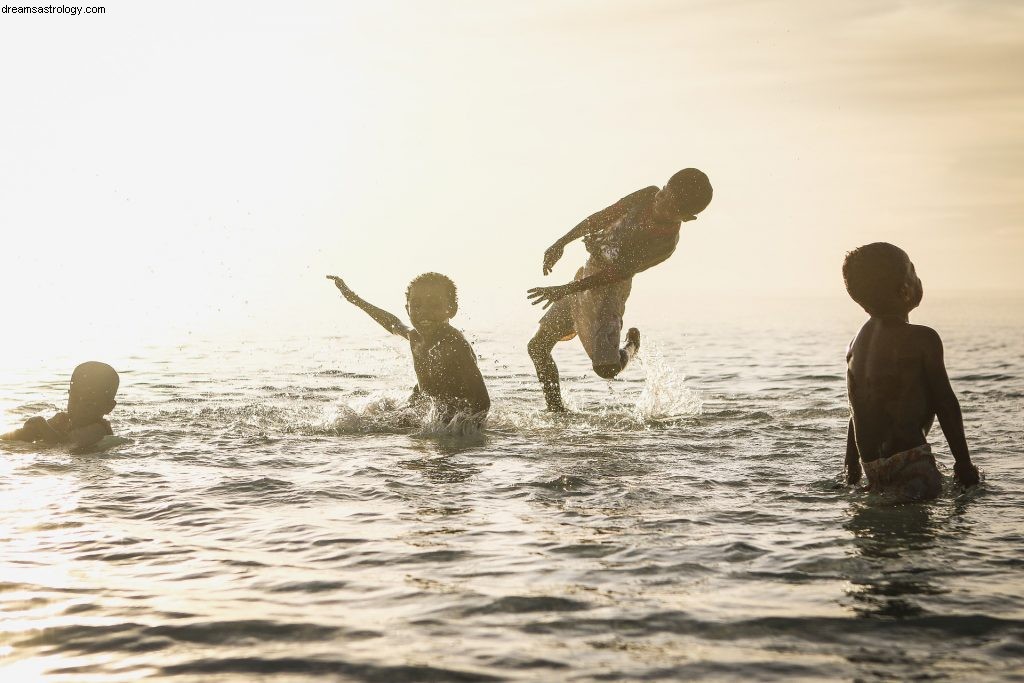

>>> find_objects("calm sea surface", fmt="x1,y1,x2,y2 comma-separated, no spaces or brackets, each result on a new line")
2,297,1022,681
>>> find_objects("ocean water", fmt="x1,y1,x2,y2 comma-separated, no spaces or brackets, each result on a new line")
1,296,1022,681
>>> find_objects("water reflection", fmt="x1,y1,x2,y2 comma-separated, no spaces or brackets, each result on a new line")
843,500,945,619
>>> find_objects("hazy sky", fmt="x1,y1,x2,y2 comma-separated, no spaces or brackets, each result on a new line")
1,0,1021,350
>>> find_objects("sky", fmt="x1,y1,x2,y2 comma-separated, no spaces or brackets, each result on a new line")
1,0,1021,353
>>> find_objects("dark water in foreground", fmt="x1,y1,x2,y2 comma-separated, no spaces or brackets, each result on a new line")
2,298,1022,681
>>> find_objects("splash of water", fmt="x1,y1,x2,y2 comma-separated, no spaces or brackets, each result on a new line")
633,341,703,421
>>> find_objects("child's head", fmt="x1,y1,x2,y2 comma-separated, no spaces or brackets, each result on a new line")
405,273,458,331
843,242,923,316
654,168,713,222
67,361,119,427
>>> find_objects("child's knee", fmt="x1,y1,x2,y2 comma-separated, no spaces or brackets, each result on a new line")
527,335,549,359
593,362,621,379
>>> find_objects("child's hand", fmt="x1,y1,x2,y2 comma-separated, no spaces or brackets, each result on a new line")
527,284,571,309
48,413,71,432
954,461,980,487
326,275,358,303
543,243,564,275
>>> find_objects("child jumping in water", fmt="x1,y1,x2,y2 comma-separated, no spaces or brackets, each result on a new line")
526,168,713,411
327,273,490,424
842,242,980,500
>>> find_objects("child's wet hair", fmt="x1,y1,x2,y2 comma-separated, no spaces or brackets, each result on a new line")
666,168,713,215
406,272,458,309
842,242,910,314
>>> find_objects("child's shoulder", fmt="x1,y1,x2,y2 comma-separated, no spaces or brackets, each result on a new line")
434,325,480,357
619,186,659,205
439,324,473,346
906,322,942,343
905,323,945,357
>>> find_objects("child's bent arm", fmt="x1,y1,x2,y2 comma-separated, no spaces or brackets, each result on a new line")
845,418,861,485
442,339,490,415
555,200,630,248
542,193,641,274
528,267,628,308
68,423,110,453
327,276,410,339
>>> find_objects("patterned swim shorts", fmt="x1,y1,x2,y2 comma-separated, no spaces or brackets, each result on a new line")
862,444,943,501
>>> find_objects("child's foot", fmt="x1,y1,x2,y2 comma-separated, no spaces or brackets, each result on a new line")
625,327,641,352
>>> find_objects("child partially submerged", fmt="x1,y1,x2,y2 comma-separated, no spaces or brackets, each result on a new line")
2,361,120,452
327,273,490,424
842,243,979,500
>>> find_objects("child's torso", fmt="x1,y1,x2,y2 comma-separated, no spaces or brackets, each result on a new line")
408,326,476,404
847,320,934,461
584,188,679,275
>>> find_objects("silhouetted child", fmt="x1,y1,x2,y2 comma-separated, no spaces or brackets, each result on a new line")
842,243,979,500
326,273,490,423
2,361,119,452
526,168,713,411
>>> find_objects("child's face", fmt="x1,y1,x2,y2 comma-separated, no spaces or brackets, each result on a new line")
653,187,699,223
406,285,453,332
899,258,923,312
67,382,115,427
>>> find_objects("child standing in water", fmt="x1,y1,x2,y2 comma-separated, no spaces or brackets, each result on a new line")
842,243,980,500
2,361,120,452
327,273,490,424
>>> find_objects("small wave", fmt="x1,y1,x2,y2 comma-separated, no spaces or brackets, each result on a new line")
787,407,850,418
528,475,589,492
952,373,1018,382
309,370,378,378
160,657,500,681
462,595,591,616
205,476,294,495
520,611,1024,641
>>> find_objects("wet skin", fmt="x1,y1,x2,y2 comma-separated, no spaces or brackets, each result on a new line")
845,259,979,487
526,184,702,411
328,276,490,421
1,373,115,451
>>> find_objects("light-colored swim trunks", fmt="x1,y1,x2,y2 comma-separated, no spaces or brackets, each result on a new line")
862,444,943,501
568,258,633,368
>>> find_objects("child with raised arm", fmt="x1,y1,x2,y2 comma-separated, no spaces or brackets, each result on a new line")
327,273,490,424
2,361,120,453
842,243,979,500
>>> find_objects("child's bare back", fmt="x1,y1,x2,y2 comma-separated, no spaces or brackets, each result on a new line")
842,243,978,499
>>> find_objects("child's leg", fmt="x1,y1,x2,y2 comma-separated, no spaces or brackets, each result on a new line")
592,326,641,379
571,262,634,380
528,298,575,411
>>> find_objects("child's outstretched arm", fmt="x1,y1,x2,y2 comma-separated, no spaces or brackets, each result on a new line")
327,275,410,339
527,267,629,309
67,421,112,454
542,192,642,275
920,327,979,486
1,415,63,443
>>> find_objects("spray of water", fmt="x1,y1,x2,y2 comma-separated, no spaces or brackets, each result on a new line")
633,341,703,421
